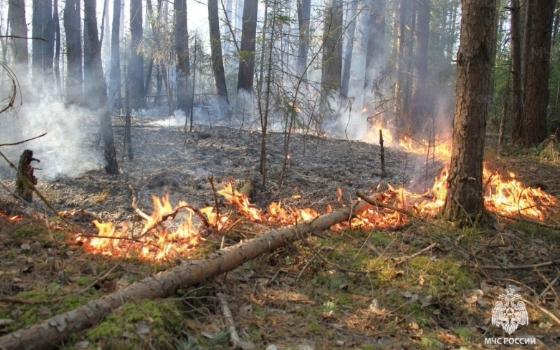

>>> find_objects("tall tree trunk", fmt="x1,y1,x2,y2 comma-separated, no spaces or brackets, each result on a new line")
363,0,386,96
521,0,556,146
174,0,192,112
410,0,430,133
237,0,258,92
340,0,358,100
296,0,311,77
443,0,497,222
394,0,413,136
8,0,28,67
53,0,61,93
208,0,229,102
84,0,119,174
510,0,523,142
129,0,145,109
109,0,122,111
31,0,45,77
63,0,82,104
42,0,54,77
402,1,417,130
320,0,343,116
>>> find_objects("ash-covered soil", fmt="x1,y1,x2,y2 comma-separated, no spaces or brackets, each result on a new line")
1,119,427,222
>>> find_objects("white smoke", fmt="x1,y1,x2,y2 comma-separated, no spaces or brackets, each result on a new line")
0,68,105,180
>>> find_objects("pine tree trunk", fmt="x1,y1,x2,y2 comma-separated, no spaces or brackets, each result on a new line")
320,0,343,116
443,0,497,222
208,0,229,102
53,0,61,93
410,0,430,133
109,0,122,111
42,0,54,77
237,0,258,92
31,0,45,77
510,0,524,142
296,0,311,77
129,0,145,109
521,0,556,146
394,0,413,136
175,0,192,112
363,0,386,96
340,0,358,100
84,0,118,175
8,0,28,66
63,0,83,104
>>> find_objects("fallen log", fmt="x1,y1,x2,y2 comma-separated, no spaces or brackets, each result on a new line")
0,201,370,350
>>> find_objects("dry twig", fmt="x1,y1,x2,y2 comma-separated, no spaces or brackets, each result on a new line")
216,293,255,350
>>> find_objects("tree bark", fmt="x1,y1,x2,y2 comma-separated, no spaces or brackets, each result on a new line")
237,0,258,92
175,0,192,112
510,0,523,142
42,0,54,77
320,0,343,115
129,0,145,109
8,0,28,66
394,0,414,137
109,0,122,111
521,0,556,146
208,0,229,103
340,0,358,100
53,0,61,92
443,0,497,222
31,0,45,77
83,0,119,175
363,0,386,96
64,0,83,104
410,0,430,133
296,0,311,77
0,202,369,350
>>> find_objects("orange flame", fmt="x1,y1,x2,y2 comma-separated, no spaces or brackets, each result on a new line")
79,122,557,261
80,196,203,261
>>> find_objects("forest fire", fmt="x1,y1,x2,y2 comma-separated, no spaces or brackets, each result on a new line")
80,196,203,261
79,183,322,261
363,122,558,222
0,210,22,222
77,129,558,261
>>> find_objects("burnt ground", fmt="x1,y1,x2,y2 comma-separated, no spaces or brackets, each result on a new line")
2,120,425,224
0,120,559,349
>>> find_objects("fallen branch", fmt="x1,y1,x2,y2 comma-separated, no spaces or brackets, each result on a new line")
495,213,560,231
0,133,47,148
522,297,560,327
128,184,151,222
393,243,437,266
480,260,560,270
217,293,255,350
139,204,211,236
0,201,369,350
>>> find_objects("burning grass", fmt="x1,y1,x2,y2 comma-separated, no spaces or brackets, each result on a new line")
75,123,559,262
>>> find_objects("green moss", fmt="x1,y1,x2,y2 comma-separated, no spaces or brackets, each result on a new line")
312,273,350,291
78,299,183,350
369,231,392,247
454,326,474,342
1,285,99,332
407,256,473,295
365,257,398,284
9,223,49,240
514,221,560,243
420,336,444,350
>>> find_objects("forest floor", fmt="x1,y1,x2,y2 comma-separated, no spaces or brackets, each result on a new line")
0,121,559,349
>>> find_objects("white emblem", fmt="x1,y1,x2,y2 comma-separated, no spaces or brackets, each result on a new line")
491,286,529,335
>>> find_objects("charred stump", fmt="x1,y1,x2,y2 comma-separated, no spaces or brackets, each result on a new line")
15,150,38,202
